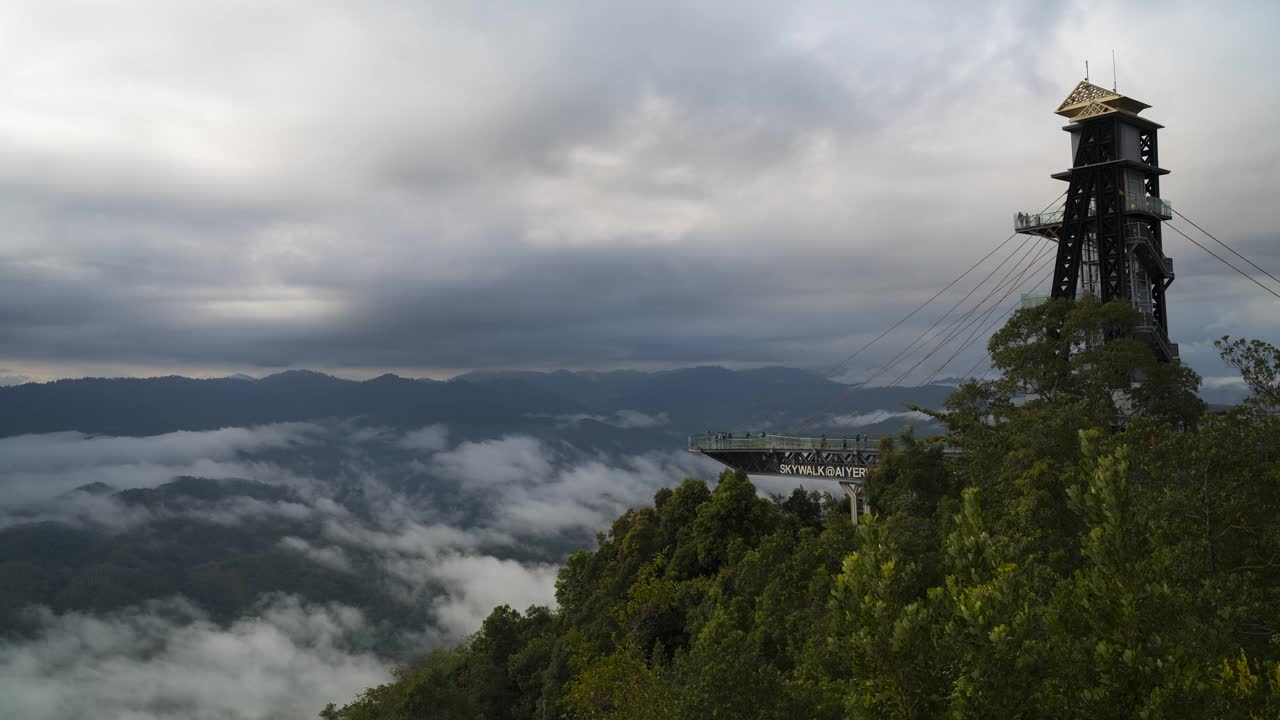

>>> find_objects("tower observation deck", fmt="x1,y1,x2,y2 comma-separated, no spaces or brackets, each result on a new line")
1012,80,1178,361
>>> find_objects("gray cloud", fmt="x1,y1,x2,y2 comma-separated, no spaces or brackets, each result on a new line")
0,424,316,474
0,369,30,386
0,423,320,506
535,409,670,429
396,424,449,452
0,596,390,720
0,420,727,709
0,415,844,717
279,536,355,574
831,409,933,427
431,435,557,488
0,2,1275,383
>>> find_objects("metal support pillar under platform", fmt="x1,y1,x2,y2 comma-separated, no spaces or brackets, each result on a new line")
838,481,873,526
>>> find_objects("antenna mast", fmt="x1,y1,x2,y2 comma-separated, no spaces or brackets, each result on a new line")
1112,49,1117,91
1085,59,1089,81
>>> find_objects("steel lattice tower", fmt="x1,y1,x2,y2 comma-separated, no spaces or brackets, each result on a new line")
1015,80,1178,361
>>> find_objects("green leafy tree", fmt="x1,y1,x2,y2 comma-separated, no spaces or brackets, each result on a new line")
1216,336,1280,411
690,469,778,573
935,488,1042,718
1214,651,1280,719
832,518,946,719
563,635,675,720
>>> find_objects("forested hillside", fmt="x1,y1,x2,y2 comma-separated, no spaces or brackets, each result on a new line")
323,301,1280,719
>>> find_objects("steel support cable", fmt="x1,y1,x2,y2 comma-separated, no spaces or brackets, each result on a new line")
916,263,1053,390
1166,223,1280,301
888,240,1054,388
816,233,1019,375
851,298,1027,430
919,246,1058,385
1172,208,1280,289
855,232,1040,382
955,301,1034,381
732,230,1029,432
918,251,1056,385
849,253,1049,430
783,244,1027,434
786,342,918,432
807,190,1067,382
790,233,1051,432
817,233,1038,410
884,237,1053,388
777,191,1067,434
956,267,1056,381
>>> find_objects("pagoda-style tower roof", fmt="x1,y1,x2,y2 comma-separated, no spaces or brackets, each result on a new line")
1054,80,1151,121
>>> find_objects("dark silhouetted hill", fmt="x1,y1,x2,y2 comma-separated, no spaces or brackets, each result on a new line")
0,367,955,441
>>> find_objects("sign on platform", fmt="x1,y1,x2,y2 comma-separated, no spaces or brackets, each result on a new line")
778,465,867,479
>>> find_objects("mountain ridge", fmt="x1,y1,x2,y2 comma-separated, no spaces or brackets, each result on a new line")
0,367,958,440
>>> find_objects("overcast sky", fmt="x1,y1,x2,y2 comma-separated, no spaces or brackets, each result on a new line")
1,0,1277,385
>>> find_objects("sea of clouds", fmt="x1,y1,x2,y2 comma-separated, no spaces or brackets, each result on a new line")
0,420,728,719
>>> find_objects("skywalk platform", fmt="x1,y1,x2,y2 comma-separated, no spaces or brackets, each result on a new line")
690,433,964,524
688,433,883,480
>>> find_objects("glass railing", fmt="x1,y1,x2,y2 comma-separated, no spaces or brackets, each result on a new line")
689,433,880,451
1014,208,1065,229
1020,292,1050,309
1124,195,1173,219
1018,195,1172,230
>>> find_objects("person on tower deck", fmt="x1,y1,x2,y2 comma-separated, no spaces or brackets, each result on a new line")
820,434,827,449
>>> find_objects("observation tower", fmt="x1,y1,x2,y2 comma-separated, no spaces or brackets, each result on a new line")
1014,80,1178,361
689,81,1178,519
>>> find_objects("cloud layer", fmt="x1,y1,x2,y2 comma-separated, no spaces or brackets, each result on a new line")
0,596,389,720
0,420,732,719
0,2,1275,383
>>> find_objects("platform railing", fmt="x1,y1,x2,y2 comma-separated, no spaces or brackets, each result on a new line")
1124,195,1173,219
689,433,880,452
1014,208,1065,230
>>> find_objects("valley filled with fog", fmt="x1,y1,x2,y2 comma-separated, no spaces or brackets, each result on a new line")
0,368,945,719
0,421,708,718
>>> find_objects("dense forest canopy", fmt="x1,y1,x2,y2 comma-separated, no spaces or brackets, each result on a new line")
323,300,1280,719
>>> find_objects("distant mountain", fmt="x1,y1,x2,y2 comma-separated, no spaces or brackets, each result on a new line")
0,367,956,443
113,476,293,509
64,482,116,497
0,372,583,439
